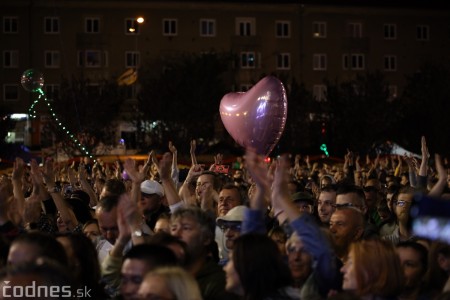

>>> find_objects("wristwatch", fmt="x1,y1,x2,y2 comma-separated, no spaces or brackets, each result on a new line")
132,229,143,237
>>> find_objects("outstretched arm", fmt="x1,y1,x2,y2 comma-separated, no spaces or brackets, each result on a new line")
428,154,447,197
272,155,337,289
155,152,182,209
43,158,78,231
168,141,180,187
11,158,26,217
78,162,98,207
242,149,272,234
190,139,198,166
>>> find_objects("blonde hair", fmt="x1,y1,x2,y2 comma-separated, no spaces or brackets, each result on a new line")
144,266,202,300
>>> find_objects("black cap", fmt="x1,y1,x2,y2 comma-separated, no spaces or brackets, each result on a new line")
291,191,314,205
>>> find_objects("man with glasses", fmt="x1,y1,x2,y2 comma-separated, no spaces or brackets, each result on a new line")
216,205,247,265
335,184,379,238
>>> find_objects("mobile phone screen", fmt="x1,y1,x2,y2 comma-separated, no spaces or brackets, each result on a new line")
411,194,450,244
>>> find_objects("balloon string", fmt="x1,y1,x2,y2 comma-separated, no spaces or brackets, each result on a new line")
28,88,96,162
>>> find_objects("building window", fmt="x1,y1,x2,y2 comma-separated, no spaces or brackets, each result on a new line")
312,22,327,38
348,22,362,38
3,50,18,68
383,24,396,40
45,51,60,68
3,17,18,33
240,52,255,69
3,85,18,101
85,17,100,33
125,18,141,35
125,51,140,68
163,19,177,36
200,19,216,37
417,25,429,41
44,17,59,34
313,85,327,102
313,54,327,70
78,50,102,67
236,18,255,36
45,84,60,101
277,53,290,70
384,55,397,71
275,21,290,38
240,84,252,91
388,85,398,101
343,54,365,70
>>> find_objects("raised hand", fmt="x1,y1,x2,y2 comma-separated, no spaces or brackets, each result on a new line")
168,141,177,154
42,158,56,188
190,140,198,166
11,157,25,182
154,152,173,181
123,158,145,183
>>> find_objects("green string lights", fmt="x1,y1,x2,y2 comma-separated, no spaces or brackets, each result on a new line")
22,69,95,161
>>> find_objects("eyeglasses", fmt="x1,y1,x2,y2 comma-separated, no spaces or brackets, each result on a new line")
395,200,411,207
220,223,242,232
335,203,356,208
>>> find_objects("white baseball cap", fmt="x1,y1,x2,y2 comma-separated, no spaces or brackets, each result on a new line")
140,180,164,197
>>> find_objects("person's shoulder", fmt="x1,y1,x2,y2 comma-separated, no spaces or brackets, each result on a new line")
265,286,300,300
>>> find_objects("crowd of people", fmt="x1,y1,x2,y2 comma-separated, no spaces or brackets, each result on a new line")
0,136,449,299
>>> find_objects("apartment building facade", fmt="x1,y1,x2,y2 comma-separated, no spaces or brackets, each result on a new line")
1,0,449,146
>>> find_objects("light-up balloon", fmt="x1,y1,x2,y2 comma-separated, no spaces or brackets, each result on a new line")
219,76,288,156
21,69,44,92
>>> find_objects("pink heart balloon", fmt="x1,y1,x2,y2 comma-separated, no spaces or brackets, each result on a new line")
219,76,288,156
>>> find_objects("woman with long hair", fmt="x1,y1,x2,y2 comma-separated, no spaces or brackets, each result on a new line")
341,239,404,299
224,233,299,300
138,266,202,300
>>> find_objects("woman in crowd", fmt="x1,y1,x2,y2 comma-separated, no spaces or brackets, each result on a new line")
341,239,404,299
224,233,299,300
137,266,202,300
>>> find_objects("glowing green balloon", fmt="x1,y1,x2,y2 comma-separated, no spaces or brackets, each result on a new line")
21,69,44,92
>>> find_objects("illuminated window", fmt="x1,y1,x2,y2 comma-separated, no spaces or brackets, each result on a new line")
313,22,327,38
240,52,255,69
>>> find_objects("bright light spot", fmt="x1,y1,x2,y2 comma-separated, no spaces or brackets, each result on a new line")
137,17,144,23
129,27,136,33
11,114,27,120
